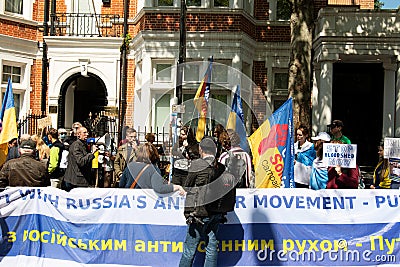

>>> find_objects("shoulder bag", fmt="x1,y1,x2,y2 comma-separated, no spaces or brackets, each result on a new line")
130,164,150,189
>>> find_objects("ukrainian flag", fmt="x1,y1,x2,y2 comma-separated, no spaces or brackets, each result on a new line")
0,78,18,165
226,85,250,153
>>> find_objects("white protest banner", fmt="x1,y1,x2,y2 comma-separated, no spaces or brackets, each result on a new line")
2,187,400,266
384,137,400,159
323,143,357,168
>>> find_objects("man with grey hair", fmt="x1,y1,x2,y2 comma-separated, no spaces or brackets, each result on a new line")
0,140,48,187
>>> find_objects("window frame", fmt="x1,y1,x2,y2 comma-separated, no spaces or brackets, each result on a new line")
2,64,22,84
4,0,23,15
153,62,174,83
272,70,289,92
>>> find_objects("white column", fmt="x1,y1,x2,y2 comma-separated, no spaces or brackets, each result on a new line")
312,61,333,134
395,61,400,137
134,55,152,129
383,63,396,137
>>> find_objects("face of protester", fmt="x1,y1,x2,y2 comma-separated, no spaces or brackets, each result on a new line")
330,124,342,136
77,127,89,141
378,146,384,159
296,129,307,145
72,123,82,135
180,130,187,140
126,132,137,146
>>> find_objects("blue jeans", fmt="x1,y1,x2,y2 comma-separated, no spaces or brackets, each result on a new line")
179,213,222,267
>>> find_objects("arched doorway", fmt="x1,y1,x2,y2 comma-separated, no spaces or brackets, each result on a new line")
58,73,107,129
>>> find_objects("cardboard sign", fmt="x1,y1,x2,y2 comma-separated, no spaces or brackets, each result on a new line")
323,143,357,168
384,137,400,159
37,116,52,129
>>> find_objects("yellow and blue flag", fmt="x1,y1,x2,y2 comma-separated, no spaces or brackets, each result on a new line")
0,78,18,165
248,98,294,188
194,59,212,142
226,85,250,153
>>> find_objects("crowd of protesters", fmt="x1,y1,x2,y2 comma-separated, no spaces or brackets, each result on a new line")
0,117,397,191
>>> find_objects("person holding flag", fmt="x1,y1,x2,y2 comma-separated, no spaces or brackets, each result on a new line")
194,59,212,142
248,98,295,188
0,77,18,166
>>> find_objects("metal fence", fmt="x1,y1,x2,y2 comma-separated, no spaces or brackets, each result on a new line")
51,13,122,37
17,113,46,136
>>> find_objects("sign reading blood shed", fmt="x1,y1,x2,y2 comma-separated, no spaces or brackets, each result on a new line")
323,143,357,168
384,138,400,159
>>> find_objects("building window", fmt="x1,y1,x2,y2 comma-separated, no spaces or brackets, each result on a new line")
187,0,201,6
276,0,292,20
155,94,171,129
2,65,21,84
155,63,172,82
184,63,200,82
212,61,230,83
5,0,23,14
273,72,289,91
214,0,229,7
157,0,174,6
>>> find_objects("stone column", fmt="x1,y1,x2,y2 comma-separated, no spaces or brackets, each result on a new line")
133,55,152,129
395,60,400,137
312,61,333,135
383,62,396,137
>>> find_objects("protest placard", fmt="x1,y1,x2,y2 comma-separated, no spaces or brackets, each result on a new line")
384,137,400,159
323,143,357,168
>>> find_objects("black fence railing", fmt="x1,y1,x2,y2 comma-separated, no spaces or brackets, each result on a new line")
51,13,122,37
17,113,46,136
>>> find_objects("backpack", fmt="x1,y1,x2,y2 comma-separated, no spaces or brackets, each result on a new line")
224,151,247,187
205,166,239,213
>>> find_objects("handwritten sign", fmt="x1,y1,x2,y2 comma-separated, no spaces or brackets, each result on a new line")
37,116,52,129
323,143,357,168
384,137,400,159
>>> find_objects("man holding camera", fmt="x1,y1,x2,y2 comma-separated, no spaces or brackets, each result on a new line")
63,126,97,191
179,137,227,267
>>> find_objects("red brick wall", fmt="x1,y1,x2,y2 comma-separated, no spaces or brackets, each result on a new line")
252,61,268,124
328,0,374,9
254,0,269,20
30,60,44,114
139,12,290,42
126,59,135,128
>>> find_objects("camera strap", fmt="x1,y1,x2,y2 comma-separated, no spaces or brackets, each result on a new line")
130,164,150,189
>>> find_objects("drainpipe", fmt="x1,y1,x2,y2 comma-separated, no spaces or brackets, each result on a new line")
118,0,129,142
41,0,50,116
50,0,56,36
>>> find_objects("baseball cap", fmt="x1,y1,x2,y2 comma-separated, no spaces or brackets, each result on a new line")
311,132,331,142
328,120,344,128
20,140,36,150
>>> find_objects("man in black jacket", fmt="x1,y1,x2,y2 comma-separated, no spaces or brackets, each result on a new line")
63,127,97,191
179,137,226,267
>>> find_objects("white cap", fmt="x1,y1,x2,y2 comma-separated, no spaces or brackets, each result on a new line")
311,132,331,142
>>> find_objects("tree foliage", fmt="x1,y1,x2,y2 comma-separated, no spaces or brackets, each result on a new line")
374,0,384,10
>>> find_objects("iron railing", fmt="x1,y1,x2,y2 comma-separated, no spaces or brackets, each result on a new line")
51,13,122,37
17,113,46,136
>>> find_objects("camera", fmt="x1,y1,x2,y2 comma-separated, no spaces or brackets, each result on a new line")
186,212,204,225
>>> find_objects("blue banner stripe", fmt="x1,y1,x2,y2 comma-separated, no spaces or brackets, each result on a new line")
2,214,399,266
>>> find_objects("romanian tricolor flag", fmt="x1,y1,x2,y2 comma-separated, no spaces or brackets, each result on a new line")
248,98,294,188
226,85,250,153
0,78,18,165
194,60,212,142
